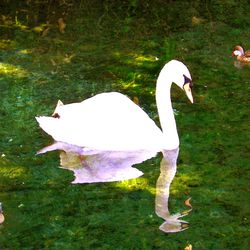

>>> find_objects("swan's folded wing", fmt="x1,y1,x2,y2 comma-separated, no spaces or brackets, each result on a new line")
36,92,165,151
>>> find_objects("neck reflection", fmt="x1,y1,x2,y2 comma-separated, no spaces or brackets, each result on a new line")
155,148,192,233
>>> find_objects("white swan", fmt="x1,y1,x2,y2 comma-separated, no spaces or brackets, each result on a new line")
36,60,193,182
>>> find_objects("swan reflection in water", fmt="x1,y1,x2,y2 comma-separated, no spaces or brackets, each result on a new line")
38,141,149,183
156,148,192,233
40,142,192,233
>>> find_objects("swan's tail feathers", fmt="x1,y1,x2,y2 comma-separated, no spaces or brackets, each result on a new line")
52,100,64,117
35,116,61,139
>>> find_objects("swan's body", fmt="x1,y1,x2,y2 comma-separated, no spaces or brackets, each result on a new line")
232,45,250,63
36,60,193,182
37,92,164,152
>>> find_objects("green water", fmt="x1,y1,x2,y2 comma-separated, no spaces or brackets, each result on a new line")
0,1,249,249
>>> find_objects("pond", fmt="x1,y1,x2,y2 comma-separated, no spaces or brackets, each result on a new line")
0,1,249,249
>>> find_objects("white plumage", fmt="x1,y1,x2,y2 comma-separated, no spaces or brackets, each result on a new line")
36,60,193,183
36,92,164,152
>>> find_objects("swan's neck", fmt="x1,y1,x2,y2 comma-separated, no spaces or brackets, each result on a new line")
156,75,179,150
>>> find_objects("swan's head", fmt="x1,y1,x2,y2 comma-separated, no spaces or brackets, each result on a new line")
163,60,194,103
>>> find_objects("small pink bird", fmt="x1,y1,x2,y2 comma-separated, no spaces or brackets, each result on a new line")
232,45,250,63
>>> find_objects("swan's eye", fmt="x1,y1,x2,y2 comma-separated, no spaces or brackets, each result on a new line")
183,75,193,89
189,81,193,89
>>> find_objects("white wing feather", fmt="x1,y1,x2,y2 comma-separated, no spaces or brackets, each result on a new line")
36,92,164,151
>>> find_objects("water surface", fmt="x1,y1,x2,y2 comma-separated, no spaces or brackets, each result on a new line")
0,1,249,249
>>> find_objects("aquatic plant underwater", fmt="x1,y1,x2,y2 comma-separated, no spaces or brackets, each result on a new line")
0,1,249,249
